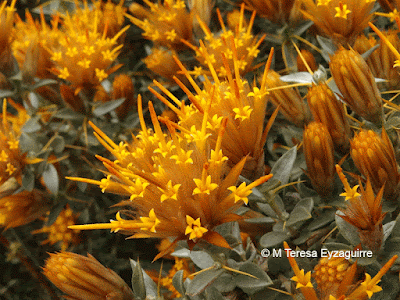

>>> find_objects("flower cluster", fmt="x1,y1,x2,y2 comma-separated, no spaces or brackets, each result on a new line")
68,96,272,259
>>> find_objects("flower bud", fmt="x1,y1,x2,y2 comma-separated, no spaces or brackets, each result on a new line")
314,256,353,299
297,49,317,72
307,83,351,152
379,30,400,89
43,252,135,300
330,47,383,124
266,70,311,127
112,74,136,120
303,122,335,196
350,129,400,199
0,190,50,229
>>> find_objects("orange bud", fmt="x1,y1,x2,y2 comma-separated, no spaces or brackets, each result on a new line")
330,47,383,124
266,70,311,127
43,252,135,300
350,129,400,199
112,74,135,120
303,122,335,196
307,83,350,152
297,49,317,72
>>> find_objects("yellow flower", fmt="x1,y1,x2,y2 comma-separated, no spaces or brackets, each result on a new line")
31,205,80,251
334,3,351,19
185,216,208,240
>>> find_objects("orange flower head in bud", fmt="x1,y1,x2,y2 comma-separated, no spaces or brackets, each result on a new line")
43,252,135,300
265,70,311,127
297,49,318,72
378,30,400,89
50,2,129,94
307,83,351,152
150,47,276,179
67,96,273,259
301,0,375,46
182,3,265,78
126,0,193,51
189,0,214,36
12,10,62,80
0,190,50,229
159,257,194,298
330,46,383,124
350,129,400,199
32,205,80,251
242,0,300,25
303,122,335,197
285,241,398,299
313,255,354,299
112,74,135,120
0,0,17,74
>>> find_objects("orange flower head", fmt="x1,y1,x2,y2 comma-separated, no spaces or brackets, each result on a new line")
112,74,135,120
183,4,265,78
50,2,129,93
0,0,17,74
243,0,301,25
350,129,400,199
149,47,276,179
307,83,351,152
265,69,311,127
338,174,386,251
67,96,273,259
189,0,214,36
0,190,50,229
127,0,193,51
377,30,400,89
12,10,62,80
303,122,335,197
285,241,398,300
32,205,80,251
314,255,354,299
329,46,383,124
43,251,135,300
301,0,375,46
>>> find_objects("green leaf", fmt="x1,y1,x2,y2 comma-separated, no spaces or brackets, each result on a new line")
260,146,297,192
172,270,186,296
50,136,65,153
307,209,336,231
0,90,15,98
54,108,85,120
42,164,59,195
205,286,225,300
92,98,125,117
22,116,41,133
235,262,273,294
130,259,157,300
211,273,235,293
259,231,290,248
335,212,361,246
317,35,336,60
286,198,314,226
189,251,214,269
383,221,396,244
187,268,224,296
22,170,35,192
